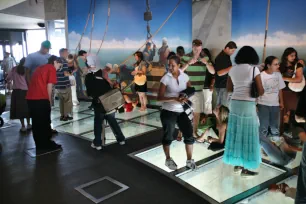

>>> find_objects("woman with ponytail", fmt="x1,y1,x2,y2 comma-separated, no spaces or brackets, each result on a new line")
257,56,285,142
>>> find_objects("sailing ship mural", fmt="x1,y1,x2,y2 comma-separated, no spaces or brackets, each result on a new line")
67,0,192,104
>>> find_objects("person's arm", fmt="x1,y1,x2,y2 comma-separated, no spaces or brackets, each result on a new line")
24,56,32,85
279,89,284,110
157,82,179,102
209,124,226,144
255,74,265,96
180,57,197,72
6,69,13,82
226,76,233,92
47,83,53,103
210,77,215,91
217,66,232,76
137,63,147,75
201,58,215,74
283,67,303,83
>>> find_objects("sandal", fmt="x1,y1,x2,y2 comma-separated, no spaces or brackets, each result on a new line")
269,183,289,194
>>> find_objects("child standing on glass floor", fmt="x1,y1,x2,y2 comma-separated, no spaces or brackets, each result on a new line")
257,56,285,142
67,69,79,106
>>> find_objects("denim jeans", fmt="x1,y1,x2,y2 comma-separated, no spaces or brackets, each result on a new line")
216,88,228,107
295,143,306,204
93,108,125,146
258,104,280,139
260,134,292,166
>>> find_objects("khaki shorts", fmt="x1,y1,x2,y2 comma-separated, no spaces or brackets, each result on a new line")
189,91,205,113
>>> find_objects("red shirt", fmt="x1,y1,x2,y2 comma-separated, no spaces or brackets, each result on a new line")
26,64,57,100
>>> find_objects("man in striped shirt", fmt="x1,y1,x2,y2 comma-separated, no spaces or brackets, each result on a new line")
180,39,215,137
55,48,72,121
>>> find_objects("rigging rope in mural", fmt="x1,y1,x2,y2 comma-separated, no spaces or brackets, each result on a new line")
119,0,183,65
96,0,111,55
75,0,93,53
89,0,97,53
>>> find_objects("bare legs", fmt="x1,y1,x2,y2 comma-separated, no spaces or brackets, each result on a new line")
138,92,147,111
193,112,200,137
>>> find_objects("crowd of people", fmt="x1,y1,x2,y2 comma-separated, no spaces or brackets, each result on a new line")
2,37,306,202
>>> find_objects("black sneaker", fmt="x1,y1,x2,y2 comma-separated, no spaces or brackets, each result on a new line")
60,116,65,121
234,166,244,174
67,116,73,120
241,169,259,178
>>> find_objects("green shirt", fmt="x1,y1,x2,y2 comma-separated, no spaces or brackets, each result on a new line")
181,53,209,91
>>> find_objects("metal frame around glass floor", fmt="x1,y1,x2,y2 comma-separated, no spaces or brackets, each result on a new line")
129,145,298,204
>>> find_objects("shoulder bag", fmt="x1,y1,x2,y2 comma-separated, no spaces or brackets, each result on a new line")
288,64,305,92
250,67,259,98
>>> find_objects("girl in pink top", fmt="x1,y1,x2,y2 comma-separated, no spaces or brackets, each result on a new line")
6,58,31,132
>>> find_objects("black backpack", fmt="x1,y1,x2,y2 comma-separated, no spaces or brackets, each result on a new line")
85,70,112,99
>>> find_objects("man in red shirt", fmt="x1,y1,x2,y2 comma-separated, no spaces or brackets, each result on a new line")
26,55,63,151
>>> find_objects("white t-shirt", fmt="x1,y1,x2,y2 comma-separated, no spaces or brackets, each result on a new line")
257,71,285,106
229,64,260,102
160,70,189,112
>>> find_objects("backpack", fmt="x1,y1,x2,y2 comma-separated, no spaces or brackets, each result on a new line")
85,70,112,99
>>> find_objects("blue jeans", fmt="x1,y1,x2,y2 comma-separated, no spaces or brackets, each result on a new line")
216,88,228,107
258,104,280,139
260,134,292,166
296,143,306,204
93,108,125,146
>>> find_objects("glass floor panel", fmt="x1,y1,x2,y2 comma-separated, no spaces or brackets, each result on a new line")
82,121,157,144
115,108,159,120
50,110,62,120
261,149,302,169
53,102,92,113
131,112,162,127
176,158,284,203
135,129,221,173
80,109,94,115
244,176,297,204
51,113,91,128
55,116,95,135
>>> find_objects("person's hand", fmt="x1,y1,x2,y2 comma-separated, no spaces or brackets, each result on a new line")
188,58,197,66
280,103,284,110
131,71,137,76
207,136,213,143
298,59,305,66
209,85,214,92
201,57,208,65
177,97,188,103
283,111,290,123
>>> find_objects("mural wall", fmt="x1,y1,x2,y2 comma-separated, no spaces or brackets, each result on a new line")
232,0,306,62
67,0,192,104
67,0,192,66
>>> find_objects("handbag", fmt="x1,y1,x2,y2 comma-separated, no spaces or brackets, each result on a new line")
288,64,305,92
250,67,259,98
98,88,125,113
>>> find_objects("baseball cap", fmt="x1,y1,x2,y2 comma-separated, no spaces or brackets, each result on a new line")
41,40,52,49
48,55,63,64
192,39,202,46
105,63,112,69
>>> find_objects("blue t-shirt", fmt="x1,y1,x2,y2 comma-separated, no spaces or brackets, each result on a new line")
24,51,51,76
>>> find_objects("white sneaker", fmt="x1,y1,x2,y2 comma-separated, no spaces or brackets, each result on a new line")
91,143,102,150
119,141,125,145
165,158,178,170
20,127,27,132
186,159,197,170
27,125,32,130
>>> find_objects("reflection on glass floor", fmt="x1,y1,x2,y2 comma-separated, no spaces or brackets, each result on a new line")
135,129,220,172
131,112,162,127
51,113,91,128
261,149,303,169
114,108,159,120
176,158,284,203
243,176,297,204
82,121,157,144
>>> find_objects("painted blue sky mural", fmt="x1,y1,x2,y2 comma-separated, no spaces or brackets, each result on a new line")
67,0,192,50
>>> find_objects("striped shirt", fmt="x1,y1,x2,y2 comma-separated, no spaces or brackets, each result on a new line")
55,58,70,89
181,52,209,91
